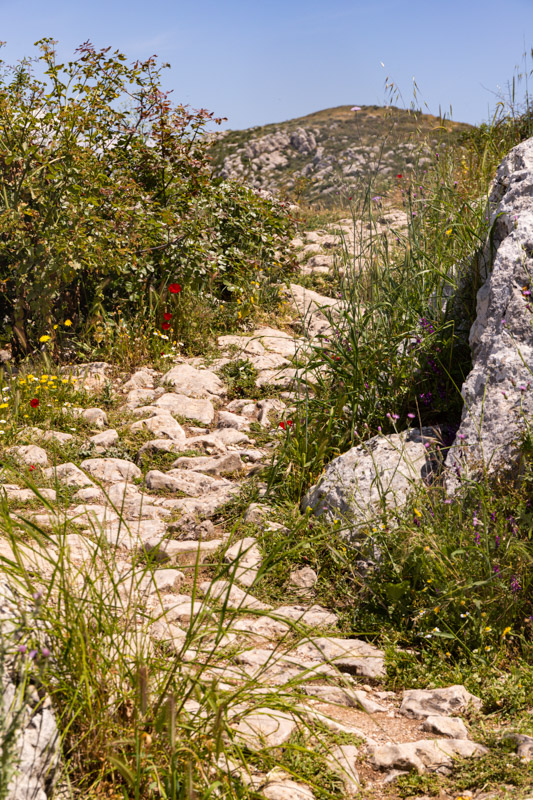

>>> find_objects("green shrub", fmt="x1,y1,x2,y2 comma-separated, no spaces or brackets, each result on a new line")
0,39,295,358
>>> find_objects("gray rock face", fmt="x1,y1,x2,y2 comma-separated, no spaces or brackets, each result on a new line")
0,581,59,800
302,428,438,521
447,138,533,479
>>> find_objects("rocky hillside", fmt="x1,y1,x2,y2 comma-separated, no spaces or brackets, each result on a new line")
209,105,473,205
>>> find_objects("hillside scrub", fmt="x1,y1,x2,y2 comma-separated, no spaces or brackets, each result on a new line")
0,40,295,360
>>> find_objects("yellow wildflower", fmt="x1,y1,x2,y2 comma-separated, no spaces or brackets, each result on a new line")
414,508,422,518
39,335,51,343
484,626,492,632
0,403,8,409
445,228,452,235
64,319,73,327
502,626,512,636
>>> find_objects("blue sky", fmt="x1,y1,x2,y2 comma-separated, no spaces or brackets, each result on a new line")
0,0,532,130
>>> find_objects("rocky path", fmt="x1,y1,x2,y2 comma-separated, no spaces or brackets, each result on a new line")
0,224,522,799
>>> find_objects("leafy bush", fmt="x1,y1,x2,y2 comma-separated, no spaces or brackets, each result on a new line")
0,39,295,358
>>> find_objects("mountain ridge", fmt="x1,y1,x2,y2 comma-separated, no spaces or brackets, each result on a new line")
209,104,473,206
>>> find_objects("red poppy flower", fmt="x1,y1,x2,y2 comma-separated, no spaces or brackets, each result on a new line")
169,283,181,294
396,174,403,179
162,323,171,330
279,421,286,430
29,465,36,472
163,312,172,321
287,420,293,426
30,398,39,408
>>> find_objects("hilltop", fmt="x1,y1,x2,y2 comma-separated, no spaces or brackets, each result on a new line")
209,104,473,206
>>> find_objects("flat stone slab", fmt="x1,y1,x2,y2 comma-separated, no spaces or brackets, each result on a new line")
369,738,488,774
80,458,142,483
292,636,385,679
130,414,186,444
224,537,262,587
172,453,243,476
7,445,49,468
274,605,338,629
145,469,226,497
153,393,215,425
44,462,95,489
421,715,469,739
233,708,297,750
199,580,271,611
162,364,226,398
400,686,482,719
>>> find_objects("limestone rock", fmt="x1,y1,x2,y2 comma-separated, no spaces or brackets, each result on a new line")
233,708,296,750
7,445,49,468
400,686,482,719
261,778,314,799
325,745,360,795
257,397,286,427
171,453,243,475
125,388,157,408
153,393,215,425
43,462,95,488
122,369,155,392
80,458,141,483
0,485,56,503
130,413,186,444
274,604,338,629
421,715,469,739
292,636,385,679
0,580,60,800
289,566,317,590
137,439,187,457
162,364,225,398
199,580,271,611
36,430,74,445
138,568,185,594
217,410,250,430
82,407,108,428
89,429,119,448
369,738,487,774
145,469,226,496
447,138,533,479
302,428,439,522
224,537,262,587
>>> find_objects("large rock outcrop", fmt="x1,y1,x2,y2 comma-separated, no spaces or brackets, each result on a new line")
447,138,533,481
302,428,440,522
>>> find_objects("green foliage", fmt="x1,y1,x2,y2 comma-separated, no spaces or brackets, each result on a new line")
218,359,258,400
0,39,295,358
